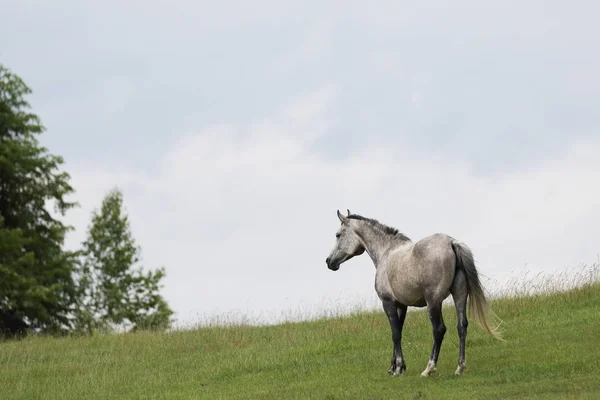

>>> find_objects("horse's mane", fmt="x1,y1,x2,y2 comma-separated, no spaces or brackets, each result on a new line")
347,214,411,242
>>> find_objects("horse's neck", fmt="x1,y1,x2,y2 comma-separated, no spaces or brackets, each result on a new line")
353,223,394,267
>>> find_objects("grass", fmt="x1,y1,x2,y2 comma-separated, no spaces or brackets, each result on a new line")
2,269,600,399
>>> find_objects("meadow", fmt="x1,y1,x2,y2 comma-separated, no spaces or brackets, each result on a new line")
2,266,600,400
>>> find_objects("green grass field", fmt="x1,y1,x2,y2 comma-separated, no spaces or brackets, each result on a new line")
2,278,600,399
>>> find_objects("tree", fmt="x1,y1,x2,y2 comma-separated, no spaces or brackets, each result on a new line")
76,188,173,333
0,64,79,337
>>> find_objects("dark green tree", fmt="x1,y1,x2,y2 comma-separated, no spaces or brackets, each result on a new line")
0,64,78,337
76,188,173,333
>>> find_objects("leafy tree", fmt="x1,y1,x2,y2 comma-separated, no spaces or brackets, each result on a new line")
76,188,173,333
0,64,78,338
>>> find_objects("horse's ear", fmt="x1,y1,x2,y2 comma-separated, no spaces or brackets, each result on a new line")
347,209,351,216
337,209,347,224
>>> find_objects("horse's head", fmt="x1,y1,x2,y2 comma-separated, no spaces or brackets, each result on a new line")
325,209,365,271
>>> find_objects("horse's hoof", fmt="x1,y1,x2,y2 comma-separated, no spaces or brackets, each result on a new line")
421,360,437,377
420,367,437,377
455,365,466,375
387,362,397,375
389,364,406,377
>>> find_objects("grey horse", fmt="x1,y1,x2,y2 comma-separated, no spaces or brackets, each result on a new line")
325,210,503,377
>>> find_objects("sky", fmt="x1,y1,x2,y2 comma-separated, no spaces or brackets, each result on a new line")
2,1,599,327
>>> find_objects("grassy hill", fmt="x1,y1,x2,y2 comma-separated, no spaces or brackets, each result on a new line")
2,279,600,399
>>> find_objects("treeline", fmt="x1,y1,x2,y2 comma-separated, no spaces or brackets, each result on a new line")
0,64,173,339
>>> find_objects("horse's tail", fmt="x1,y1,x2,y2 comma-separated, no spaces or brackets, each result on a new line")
452,241,505,341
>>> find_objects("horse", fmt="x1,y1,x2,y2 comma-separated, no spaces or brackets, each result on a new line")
325,209,503,377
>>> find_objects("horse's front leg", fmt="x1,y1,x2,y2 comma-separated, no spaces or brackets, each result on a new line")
382,300,408,376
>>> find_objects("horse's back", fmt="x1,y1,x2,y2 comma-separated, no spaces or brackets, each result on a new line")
412,233,455,260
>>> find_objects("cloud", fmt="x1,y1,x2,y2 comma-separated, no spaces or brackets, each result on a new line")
60,85,600,327
4,1,599,175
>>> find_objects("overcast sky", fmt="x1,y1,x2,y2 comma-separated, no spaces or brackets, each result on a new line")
2,1,599,327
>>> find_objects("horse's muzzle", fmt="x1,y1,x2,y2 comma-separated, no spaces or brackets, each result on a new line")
326,257,339,271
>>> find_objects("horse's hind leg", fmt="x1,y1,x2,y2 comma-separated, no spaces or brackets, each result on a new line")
451,268,469,375
421,300,446,377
